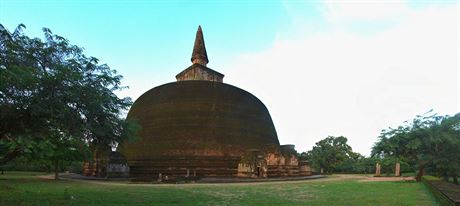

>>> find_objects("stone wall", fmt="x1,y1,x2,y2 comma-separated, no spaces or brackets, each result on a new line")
264,145,306,177
266,154,300,177
237,151,312,178
299,162,313,176
82,151,130,178
128,156,241,178
176,66,223,82
107,163,130,178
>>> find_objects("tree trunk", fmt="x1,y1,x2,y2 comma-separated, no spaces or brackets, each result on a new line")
46,164,51,173
443,174,449,181
54,159,59,180
416,165,424,182
95,150,99,177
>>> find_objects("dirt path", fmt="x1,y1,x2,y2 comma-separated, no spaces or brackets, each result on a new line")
37,173,415,187
360,176,415,182
330,174,415,182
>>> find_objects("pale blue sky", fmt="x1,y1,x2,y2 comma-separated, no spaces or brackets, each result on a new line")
1,1,291,77
1,0,458,155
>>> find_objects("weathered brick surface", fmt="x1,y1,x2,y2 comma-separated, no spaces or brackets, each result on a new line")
118,81,279,177
176,63,224,82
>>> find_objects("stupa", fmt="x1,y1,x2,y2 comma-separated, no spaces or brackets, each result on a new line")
118,26,311,178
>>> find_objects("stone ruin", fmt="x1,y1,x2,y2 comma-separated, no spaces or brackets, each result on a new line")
83,151,129,178
237,145,312,178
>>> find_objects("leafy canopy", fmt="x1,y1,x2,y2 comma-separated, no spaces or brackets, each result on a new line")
307,136,358,173
372,111,460,181
0,24,138,166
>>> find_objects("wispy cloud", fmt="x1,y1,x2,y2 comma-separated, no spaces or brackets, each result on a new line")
223,0,458,155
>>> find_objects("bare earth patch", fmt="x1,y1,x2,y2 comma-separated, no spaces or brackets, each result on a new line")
330,174,415,182
38,173,415,187
359,176,415,182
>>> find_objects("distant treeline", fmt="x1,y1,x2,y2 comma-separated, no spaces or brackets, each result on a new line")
300,112,459,183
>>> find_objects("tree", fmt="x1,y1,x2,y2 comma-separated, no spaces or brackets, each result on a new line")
351,156,379,174
372,111,460,182
0,24,138,179
307,136,355,174
432,114,460,184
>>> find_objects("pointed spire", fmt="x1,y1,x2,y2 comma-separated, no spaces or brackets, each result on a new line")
191,25,209,66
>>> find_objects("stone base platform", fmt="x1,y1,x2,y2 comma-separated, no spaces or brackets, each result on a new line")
60,173,324,184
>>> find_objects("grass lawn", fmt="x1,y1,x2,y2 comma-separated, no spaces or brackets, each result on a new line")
0,172,438,206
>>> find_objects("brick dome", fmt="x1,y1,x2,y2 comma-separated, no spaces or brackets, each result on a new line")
118,80,279,177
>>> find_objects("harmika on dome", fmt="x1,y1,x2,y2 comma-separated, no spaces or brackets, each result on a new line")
118,26,311,178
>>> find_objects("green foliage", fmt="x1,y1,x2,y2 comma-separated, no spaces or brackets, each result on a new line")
303,136,409,175
2,156,84,173
307,136,358,173
372,111,460,182
422,176,441,181
336,155,375,174
0,24,138,173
